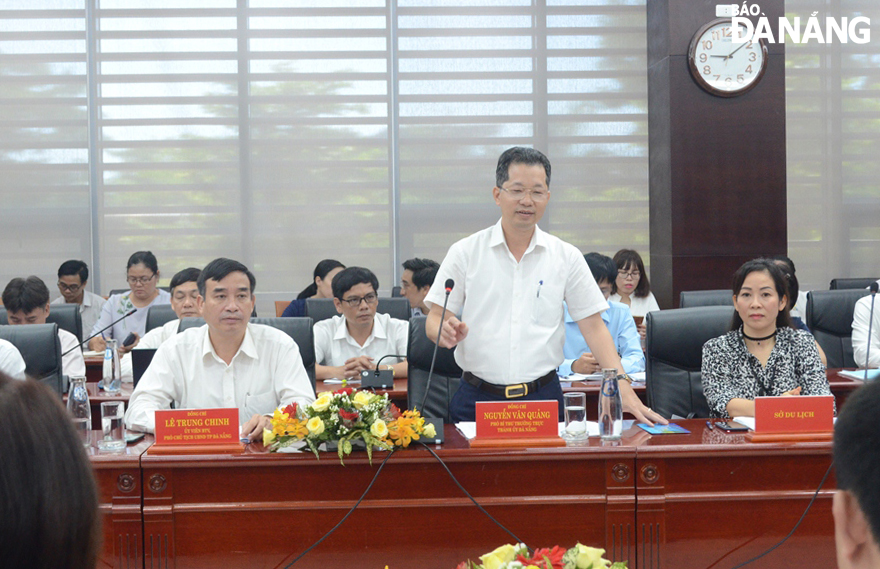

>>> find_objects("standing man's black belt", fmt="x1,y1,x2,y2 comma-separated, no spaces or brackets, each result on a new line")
462,370,557,399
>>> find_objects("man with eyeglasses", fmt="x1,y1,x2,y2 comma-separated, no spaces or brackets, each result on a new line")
313,267,409,381
424,147,666,425
52,260,106,335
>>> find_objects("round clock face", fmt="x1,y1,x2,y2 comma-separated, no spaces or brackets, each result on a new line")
688,18,768,97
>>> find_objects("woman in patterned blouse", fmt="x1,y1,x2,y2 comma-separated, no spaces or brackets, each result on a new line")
701,258,832,418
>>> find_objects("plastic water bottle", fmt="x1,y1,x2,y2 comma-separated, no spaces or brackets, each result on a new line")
599,368,623,441
67,375,91,447
102,339,122,394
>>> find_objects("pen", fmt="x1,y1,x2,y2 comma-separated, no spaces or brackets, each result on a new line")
537,280,543,298
705,420,714,431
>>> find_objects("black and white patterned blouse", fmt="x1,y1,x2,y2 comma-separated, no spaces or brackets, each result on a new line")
701,327,832,418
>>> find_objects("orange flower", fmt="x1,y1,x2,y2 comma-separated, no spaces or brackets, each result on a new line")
387,411,424,447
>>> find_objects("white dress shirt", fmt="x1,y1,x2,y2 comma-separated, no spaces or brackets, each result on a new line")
853,293,880,368
59,329,86,378
424,219,608,385
314,313,409,369
609,291,660,318
52,290,107,339
0,339,26,380
125,322,315,433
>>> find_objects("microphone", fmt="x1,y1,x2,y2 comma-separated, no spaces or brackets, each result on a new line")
419,279,455,414
63,308,137,357
865,281,878,381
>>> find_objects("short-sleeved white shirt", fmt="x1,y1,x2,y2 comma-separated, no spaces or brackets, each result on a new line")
313,313,409,370
0,339,26,380
424,219,608,384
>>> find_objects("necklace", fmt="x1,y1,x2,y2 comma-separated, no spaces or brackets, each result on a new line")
742,328,777,345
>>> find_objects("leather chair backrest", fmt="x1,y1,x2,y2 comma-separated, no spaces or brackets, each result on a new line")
146,305,178,333
305,297,410,323
806,289,870,368
0,304,82,343
829,277,877,290
646,306,734,419
0,323,63,395
177,316,315,389
679,289,733,309
406,316,462,423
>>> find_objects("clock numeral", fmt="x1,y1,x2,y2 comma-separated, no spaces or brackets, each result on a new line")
746,40,753,49
723,27,732,37
699,53,707,63
745,65,753,74
737,74,745,84
725,77,733,85
702,40,713,50
703,65,711,75
714,75,721,81
749,52,757,62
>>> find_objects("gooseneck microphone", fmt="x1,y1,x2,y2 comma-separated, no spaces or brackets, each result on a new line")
63,308,137,357
865,281,878,381
419,279,454,413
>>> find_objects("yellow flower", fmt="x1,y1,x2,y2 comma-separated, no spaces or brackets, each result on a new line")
311,394,333,412
573,544,609,569
306,417,325,436
262,428,276,446
352,390,373,409
370,419,388,438
423,421,436,438
480,544,517,569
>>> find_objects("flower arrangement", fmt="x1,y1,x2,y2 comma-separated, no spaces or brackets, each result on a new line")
263,387,436,464
455,543,627,569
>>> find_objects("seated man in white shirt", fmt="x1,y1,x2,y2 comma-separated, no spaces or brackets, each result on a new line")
2,276,86,378
52,259,106,336
852,279,880,369
124,258,315,441
0,339,26,380
314,267,409,381
401,257,439,317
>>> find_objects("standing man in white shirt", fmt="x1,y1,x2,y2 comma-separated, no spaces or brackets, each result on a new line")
52,260,106,336
853,279,880,369
401,258,439,317
2,276,86,378
314,267,409,381
124,258,315,441
424,147,665,425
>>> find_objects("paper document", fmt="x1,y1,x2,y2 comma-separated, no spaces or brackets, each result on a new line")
456,421,601,440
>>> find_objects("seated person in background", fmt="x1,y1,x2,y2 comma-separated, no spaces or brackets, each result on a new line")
771,255,828,367
0,339,26,380
52,259,106,336
0,372,100,569
701,258,832,418
852,279,880,369
610,248,660,340
559,252,645,377
771,255,810,324
125,258,315,441
88,250,171,353
833,380,880,569
281,259,345,317
314,267,409,381
2,276,85,378
401,257,439,317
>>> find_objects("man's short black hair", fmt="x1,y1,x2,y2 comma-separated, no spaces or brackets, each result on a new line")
197,258,255,297
331,267,379,300
495,146,551,188
2,276,50,313
584,252,617,285
57,260,89,283
402,258,440,289
834,380,880,544
170,268,201,292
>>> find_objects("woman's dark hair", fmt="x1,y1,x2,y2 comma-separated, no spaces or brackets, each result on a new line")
127,250,159,274
296,259,345,300
0,373,101,569
729,258,793,331
611,249,651,298
771,257,800,311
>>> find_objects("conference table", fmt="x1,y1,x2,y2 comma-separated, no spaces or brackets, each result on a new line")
91,418,838,569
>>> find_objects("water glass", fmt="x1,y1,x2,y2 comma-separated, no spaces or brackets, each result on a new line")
98,401,126,452
562,392,588,442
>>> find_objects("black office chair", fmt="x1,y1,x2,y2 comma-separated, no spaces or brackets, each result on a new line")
645,306,734,419
406,316,462,423
829,277,877,290
0,323,64,395
0,304,83,344
305,297,411,323
146,305,178,332
678,289,733,309
391,286,402,298
108,286,171,296
177,316,315,389
806,289,870,368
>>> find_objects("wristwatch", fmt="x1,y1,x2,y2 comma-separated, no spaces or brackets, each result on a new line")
617,373,633,384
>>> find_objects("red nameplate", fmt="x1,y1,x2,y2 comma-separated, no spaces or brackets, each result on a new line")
754,396,834,434
475,400,558,439
155,408,240,445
